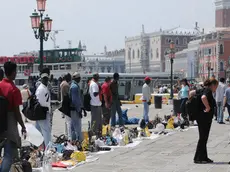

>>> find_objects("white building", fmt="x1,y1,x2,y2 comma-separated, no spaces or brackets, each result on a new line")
82,47,125,74
165,39,201,79
125,24,201,73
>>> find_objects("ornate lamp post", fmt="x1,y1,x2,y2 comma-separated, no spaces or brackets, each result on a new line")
169,41,175,100
30,0,53,72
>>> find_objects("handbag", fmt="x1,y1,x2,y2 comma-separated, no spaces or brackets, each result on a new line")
23,95,47,121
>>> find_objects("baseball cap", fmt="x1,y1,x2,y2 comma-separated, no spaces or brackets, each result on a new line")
144,76,152,81
72,72,81,79
41,73,49,78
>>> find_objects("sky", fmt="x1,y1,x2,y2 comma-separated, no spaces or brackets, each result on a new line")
0,0,215,56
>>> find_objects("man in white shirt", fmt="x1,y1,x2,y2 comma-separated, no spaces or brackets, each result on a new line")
141,77,152,123
35,72,51,147
21,84,31,122
89,73,102,137
216,78,227,124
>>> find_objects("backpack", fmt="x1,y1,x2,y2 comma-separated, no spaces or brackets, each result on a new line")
186,88,204,120
83,86,91,112
23,95,47,121
0,96,8,134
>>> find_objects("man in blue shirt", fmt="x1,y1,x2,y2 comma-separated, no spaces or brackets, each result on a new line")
70,72,83,141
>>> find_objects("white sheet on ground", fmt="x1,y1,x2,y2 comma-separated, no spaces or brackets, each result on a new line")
18,123,44,147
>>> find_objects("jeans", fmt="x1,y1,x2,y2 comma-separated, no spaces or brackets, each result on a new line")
71,111,82,141
226,104,230,120
64,115,72,141
0,140,18,172
216,101,224,123
111,99,124,127
143,102,149,123
35,112,51,147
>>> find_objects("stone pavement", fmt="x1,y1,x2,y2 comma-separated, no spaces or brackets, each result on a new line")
50,104,230,172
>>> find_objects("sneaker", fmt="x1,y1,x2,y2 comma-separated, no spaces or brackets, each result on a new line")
219,122,225,124
226,118,230,122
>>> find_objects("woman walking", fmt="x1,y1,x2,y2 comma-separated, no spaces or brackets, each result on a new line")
194,78,218,164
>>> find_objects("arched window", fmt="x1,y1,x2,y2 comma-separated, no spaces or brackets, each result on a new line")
220,61,224,71
183,38,187,45
132,50,135,59
176,38,179,45
156,48,159,58
220,44,224,54
137,49,140,58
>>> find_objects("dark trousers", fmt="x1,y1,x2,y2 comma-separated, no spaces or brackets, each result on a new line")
194,117,212,161
180,98,188,120
102,106,111,125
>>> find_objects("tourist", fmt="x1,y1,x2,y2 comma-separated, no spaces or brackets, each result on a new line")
70,72,83,141
35,68,55,128
110,73,124,128
215,78,226,124
141,76,152,123
89,73,102,137
194,78,218,164
224,83,230,122
60,73,72,140
35,70,52,147
179,79,190,122
0,62,26,172
21,84,31,122
101,76,112,125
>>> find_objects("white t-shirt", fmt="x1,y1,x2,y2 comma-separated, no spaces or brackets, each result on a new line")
89,80,102,106
36,83,51,112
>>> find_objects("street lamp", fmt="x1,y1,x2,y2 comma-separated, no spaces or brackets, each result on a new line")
30,0,53,72
169,41,175,100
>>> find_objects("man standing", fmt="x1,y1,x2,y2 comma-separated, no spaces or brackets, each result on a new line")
35,68,55,128
89,73,102,137
21,84,31,122
60,73,72,139
110,73,124,127
102,77,112,125
215,78,226,124
141,77,152,123
35,70,51,147
0,62,26,172
224,82,230,122
70,72,83,141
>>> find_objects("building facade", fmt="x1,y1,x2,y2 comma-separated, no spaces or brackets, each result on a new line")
125,25,200,73
82,48,125,74
215,0,230,28
198,30,230,80
165,39,201,80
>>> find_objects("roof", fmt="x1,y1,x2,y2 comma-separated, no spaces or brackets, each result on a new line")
126,26,201,42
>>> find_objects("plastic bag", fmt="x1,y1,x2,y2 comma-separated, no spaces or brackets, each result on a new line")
102,125,110,136
112,128,125,146
70,151,86,162
144,127,151,137
166,117,174,129
155,123,165,132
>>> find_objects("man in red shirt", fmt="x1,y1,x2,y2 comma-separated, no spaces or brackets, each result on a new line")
0,62,26,172
102,77,112,125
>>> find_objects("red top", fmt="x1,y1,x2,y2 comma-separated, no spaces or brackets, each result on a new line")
0,78,22,110
102,82,112,103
